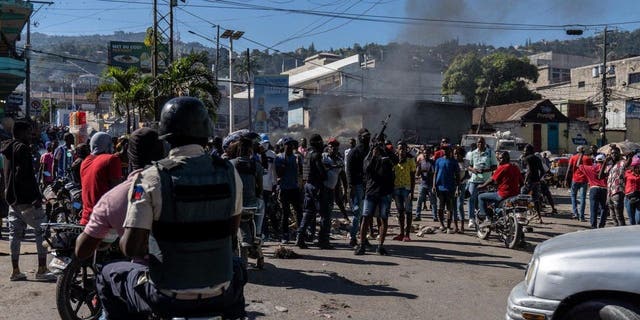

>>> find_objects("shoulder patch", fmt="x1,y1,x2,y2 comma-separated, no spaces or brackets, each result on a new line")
132,185,145,201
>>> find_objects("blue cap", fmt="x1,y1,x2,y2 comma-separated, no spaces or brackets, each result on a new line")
260,133,269,142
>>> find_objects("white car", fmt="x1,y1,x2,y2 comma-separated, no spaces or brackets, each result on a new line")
506,226,640,320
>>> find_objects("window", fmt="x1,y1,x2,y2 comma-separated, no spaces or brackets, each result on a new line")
578,81,585,88
550,68,571,83
629,72,640,84
606,77,616,87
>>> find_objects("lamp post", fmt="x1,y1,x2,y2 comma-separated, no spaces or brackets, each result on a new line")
220,29,244,134
567,27,613,147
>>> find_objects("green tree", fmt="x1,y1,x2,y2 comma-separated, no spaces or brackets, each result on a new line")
96,67,152,134
442,52,540,106
477,52,541,106
155,52,221,117
442,52,482,104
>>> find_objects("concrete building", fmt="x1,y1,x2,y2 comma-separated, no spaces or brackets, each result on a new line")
0,0,32,117
527,52,596,88
471,99,593,154
536,55,640,143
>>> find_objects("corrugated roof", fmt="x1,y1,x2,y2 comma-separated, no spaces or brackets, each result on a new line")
472,100,547,124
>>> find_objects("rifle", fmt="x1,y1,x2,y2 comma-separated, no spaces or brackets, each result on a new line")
366,114,391,160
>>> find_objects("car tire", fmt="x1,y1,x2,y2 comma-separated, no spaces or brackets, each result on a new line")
563,299,640,320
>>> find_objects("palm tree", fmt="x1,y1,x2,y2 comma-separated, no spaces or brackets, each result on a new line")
96,67,151,134
155,52,221,117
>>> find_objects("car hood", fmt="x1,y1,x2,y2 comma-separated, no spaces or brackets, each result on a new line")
533,226,640,299
536,225,640,256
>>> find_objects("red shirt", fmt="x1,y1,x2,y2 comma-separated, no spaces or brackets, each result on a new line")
579,164,606,188
492,163,523,198
568,154,592,183
433,149,445,160
80,154,122,225
624,170,640,195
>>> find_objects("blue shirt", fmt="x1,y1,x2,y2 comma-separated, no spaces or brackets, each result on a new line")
54,145,74,177
435,157,459,192
275,154,299,190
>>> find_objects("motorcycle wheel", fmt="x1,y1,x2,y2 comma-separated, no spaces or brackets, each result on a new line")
56,259,101,320
502,215,523,249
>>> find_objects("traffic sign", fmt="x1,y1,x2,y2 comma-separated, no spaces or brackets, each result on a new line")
31,100,41,110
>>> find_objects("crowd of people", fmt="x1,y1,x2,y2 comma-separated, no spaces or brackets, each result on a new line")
0,96,640,318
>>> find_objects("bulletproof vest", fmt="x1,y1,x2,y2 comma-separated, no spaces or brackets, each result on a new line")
230,157,258,207
148,154,236,290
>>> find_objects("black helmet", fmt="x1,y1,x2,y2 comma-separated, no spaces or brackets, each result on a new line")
159,97,213,139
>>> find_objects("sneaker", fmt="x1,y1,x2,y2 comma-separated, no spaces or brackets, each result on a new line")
392,234,404,241
35,271,57,282
280,239,290,245
468,220,476,228
10,272,27,281
413,216,422,221
579,218,586,222
349,238,358,248
376,245,388,256
363,238,372,247
402,236,411,242
354,245,366,255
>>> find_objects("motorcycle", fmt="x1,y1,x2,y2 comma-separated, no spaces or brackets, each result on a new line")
42,176,82,224
235,205,264,269
475,192,531,249
43,223,220,320
43,223,106,320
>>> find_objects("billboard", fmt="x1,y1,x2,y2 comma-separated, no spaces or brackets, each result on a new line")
252,75,289,133
626,100,640,119
108,41,168,72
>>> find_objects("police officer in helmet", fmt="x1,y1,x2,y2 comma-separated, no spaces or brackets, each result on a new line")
96,97,247,319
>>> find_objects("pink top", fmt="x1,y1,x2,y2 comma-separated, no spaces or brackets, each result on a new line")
40,152,54,183
83,169,142,239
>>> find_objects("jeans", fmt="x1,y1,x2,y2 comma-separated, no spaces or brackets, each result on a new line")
588,187,608,228
96,258,247,320
453,182,466,221
478,192,503,218
415,184,433,219
362,194,392,219
467,182,482,220
8,204,48,261
624,196,640,225
349,184,365,239
298,184,332,244
570,181,588,219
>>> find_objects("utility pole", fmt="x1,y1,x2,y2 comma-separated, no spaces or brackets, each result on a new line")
169,0,176,63
25,16,31,119
477,81,493,134
600,26,609,147
215,25,220,85
152,0,159,121
247,48,252,131
221,30,244,134
24,1,53,119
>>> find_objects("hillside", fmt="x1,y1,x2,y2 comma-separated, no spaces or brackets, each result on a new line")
22,28,640,90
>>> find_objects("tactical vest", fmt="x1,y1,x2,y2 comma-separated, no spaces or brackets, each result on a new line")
148,154,236,290
230,157,259,207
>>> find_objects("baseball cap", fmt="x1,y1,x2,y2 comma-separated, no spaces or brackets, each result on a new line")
327,137,339,146
595,154,605,162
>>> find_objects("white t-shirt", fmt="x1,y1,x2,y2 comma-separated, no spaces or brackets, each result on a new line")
262,149,277,192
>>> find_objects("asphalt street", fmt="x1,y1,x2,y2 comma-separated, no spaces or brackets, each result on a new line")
0,188,594,320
